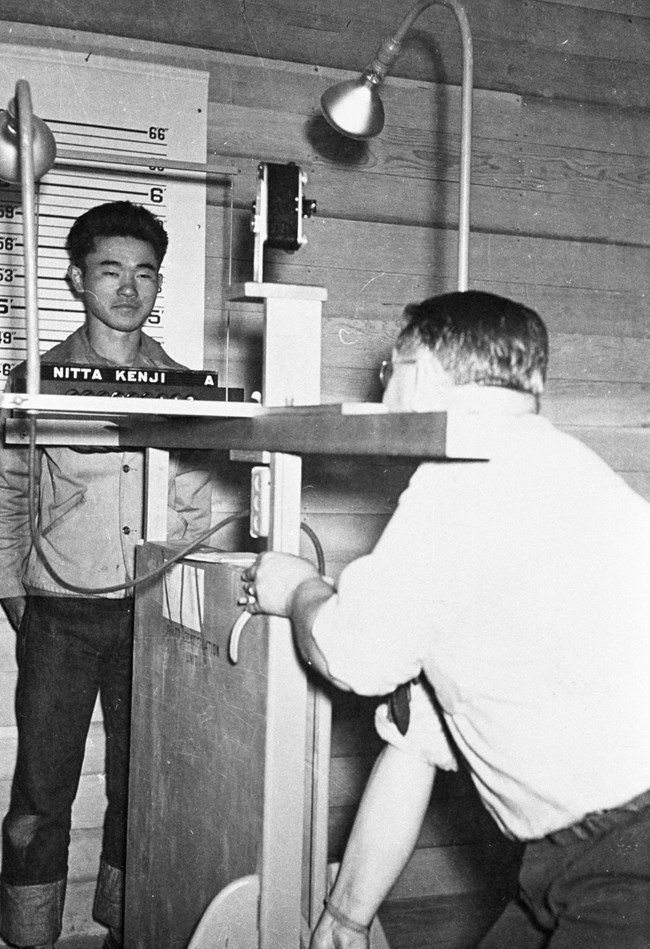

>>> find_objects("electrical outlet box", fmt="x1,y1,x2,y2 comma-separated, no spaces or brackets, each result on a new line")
250,465,271,537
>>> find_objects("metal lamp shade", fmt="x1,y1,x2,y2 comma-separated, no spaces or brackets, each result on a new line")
320,74,385,140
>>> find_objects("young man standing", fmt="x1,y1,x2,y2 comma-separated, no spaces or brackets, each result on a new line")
244,291,650,949
0,202,213,949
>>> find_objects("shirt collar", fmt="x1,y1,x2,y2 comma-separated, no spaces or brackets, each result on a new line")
65,325,159,368
445,385,538,416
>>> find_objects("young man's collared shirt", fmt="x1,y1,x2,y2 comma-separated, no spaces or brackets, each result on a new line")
312,396,650,841
0,326,212,598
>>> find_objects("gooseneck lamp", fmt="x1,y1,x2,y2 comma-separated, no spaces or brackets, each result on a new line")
0,79,57,396
320,0,473,291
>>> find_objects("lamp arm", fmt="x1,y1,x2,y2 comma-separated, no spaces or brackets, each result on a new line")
16,80,41,396
369,0,473,290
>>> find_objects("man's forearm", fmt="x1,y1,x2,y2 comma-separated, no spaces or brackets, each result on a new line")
288,577,352,690
325,743,435,925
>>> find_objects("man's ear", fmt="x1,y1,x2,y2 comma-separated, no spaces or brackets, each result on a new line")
68,264,84,294
157,273,163,292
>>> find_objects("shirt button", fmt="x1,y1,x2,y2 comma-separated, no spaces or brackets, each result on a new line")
123,464,130,472
122,526,131,535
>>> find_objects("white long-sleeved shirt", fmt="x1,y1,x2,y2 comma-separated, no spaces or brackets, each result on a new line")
313,396,650,840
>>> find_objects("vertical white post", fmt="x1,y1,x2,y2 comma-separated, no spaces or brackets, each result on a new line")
232,281,329,948
144,447,169,541
259,449,305,948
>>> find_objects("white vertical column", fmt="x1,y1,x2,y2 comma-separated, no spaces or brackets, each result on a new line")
143,447,169,541
259,449,305,949
233,282,329,948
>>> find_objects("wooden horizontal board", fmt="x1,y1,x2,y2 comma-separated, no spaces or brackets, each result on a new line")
548,335,650,385
300,457,415,515
378,891,513,949
208,70,523,142
521,93,650,157
469,0,649,65
0,21,513,143
116,409,452,459
38,35,642,165
318,318,650,385
333,283,646,341
3,0,650,109
203,47,650,163
544,381,650,428
202,313,650,423
387,842,517,900
205,102,650,244
206,208,650,299
551,1,649,18
207,280,650,353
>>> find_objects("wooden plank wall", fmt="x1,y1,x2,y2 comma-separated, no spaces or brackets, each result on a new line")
1,0,649,939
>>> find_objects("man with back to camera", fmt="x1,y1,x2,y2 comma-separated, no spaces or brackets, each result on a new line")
242,290,650,948
0,201,213,949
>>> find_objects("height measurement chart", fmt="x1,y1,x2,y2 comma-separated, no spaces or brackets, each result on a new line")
0,46,212,375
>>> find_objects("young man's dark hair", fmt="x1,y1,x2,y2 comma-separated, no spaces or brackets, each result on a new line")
66,200,169,269
398,290,549,398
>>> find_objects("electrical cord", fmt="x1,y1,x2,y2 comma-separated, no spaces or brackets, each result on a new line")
26,415,326,595
296,518,325,575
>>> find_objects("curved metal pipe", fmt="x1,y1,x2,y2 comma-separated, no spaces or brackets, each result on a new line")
387,0,473,290
322,0,473,290
16,80,41,397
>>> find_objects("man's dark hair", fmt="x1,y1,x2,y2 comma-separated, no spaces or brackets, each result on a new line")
397,290,549,397
66,201,169,269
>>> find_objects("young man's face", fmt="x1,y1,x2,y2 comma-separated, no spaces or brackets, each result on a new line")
68,236,162,336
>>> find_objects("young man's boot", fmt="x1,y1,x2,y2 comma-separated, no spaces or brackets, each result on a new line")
103,927,122,949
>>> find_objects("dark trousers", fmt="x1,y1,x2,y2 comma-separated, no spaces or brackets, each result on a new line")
478,790,650,949
1,595,133,946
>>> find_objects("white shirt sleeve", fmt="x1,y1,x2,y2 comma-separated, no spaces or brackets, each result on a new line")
375,678,458,770
312,466,437,696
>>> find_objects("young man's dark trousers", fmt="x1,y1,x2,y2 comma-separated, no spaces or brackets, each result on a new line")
0,595,133,947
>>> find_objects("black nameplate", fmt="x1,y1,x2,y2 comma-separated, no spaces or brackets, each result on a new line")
15,364,245,402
